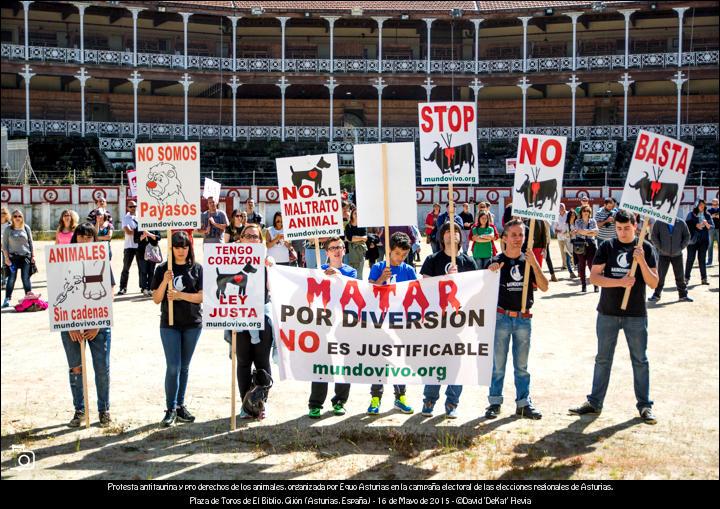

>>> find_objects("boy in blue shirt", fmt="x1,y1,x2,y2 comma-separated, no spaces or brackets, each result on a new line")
367,232,417,415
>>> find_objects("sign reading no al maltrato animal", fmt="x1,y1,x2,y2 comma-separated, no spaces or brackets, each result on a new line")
418,102,478,185
620,130,694,225
512,134,567,222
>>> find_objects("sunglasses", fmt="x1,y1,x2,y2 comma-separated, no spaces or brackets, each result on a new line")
13,215,22,219
128,206,136,209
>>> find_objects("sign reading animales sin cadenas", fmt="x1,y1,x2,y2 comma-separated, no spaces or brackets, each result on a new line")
418,102,479,185
46,242,113,331
620,130,694,225
512,134,567,222
203,243,266,330
135,142,201,229
275,153,343,240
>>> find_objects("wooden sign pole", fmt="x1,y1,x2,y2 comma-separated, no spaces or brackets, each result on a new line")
167,230,174,326
520,218,536,314
80,338,90,428
620,218,650,310
314,237,322,268
230,331,237,431
381,143,391,262
448,182,457,266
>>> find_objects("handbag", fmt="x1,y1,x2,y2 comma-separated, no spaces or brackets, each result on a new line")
30,260,38,276
572,238,587,255
144,243,162,263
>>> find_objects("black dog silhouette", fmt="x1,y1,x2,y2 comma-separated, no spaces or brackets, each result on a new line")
290,156,332,193
216,263,258,299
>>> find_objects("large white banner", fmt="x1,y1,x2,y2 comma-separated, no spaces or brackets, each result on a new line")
512,134,567,222
203,243,266,330
268,265,499,385
354,142,418,228
275,153,343,240
418,102,478,185
620,130,693,225
46,242,113,331
135,142,201,229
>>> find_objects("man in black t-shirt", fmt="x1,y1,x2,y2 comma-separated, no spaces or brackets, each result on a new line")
485,219,549,420
569,210,659,425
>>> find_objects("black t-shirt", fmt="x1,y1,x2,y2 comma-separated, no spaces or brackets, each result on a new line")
420,251,477,277
151,261,203,328
708,207,720,229
460,212,474,231
593,238,657,317
345,224,368,239
492,253,537,311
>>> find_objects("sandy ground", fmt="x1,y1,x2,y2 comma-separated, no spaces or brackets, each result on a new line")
1,238,718,480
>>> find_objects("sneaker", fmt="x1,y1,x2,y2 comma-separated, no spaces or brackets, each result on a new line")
640,407,657,425
648,294,661,302
308,407,322,419
367,396,381,415
176,405,195,423
394,395,414,414
701,279,709,285
421,400,435,417
68,410,85,428
1,298,10,308
679,295,694,302
99,411,112,428
332,403,346,416
484,404,501,419
569,271,577,279
161,409,177,427
239,408,252,419
117,288,127,296
550,274,558,282
516,404,542,420
445,403,458,419
568,401,601,415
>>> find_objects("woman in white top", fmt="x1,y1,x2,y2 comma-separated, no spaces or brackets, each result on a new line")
266,212,291,265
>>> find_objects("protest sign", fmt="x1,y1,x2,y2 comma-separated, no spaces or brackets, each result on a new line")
268,265,500,385
135,142,201,230
202,243,266,330
418,102,478,185
275,153,343,240
127,169,137,198
46,242,113,331
512,134,567,223
620,130,693,225
506,158,517,174
203,177,221,204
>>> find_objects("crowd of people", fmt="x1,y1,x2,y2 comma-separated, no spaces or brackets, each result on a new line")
1,192,717,429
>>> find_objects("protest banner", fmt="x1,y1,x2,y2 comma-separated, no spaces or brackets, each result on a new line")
268,265,500,385
619,130,694,309
136,142,201,325
46,242,114,429
511,134,567,312
354,142,417,259
203,177,221,204
127,169,137,198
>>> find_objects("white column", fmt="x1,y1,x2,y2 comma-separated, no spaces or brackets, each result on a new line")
470,77,484,115
19,64,35,133
423,18,435,73
128,70,143,139
178,73,193,140
129,7,145,67
277,17,290,73
322,16,339,73
566,74,581,141
373,17,390,73
422,76,435,102
517,76,531,133
228,16,240,72
618,9,637,69
276,76,290,141
21,1,33,61
618,72,634,141
673,7,688,67
562,12,582,72
325,76,337,141
74,67,90,137
518,17,531,73
671,71,687,138
471,19,483,74
228,75,241,141
73,3,89,64
373,77,387,140
180,12,192,69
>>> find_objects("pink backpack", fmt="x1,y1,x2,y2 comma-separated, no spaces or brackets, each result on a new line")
14,293,49,312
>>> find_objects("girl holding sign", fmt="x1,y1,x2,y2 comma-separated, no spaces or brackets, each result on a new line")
62,222,112,428
151,231,203,427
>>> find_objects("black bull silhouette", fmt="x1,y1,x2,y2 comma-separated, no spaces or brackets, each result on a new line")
629,171,679,212
516,175,558,209
424,141,475,174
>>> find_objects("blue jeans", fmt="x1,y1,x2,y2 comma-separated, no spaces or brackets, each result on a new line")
588,314,652,411
5,254,32,301
488,313,532,407
61,329,111,412
423,385,463,408
160,327,201,410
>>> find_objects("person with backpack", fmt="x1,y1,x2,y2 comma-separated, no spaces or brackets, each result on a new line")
2,209,34,308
